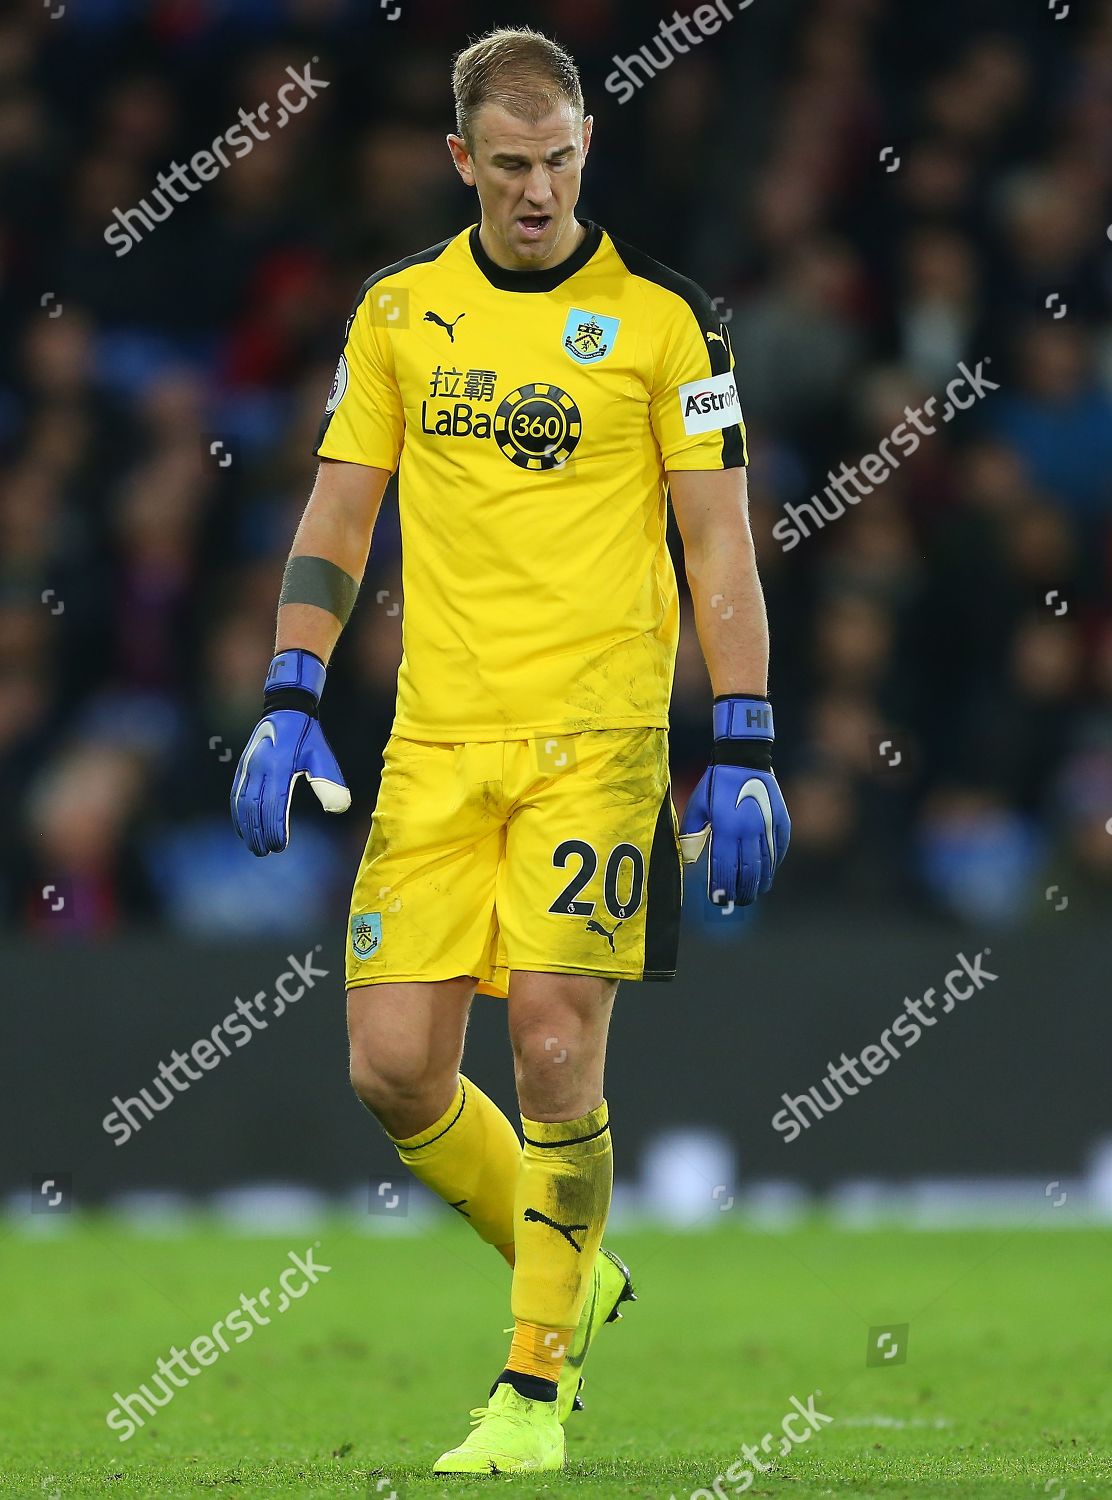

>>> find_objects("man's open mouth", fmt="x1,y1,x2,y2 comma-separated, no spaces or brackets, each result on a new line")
518,215,552,238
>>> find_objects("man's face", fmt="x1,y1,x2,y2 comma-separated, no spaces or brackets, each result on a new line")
448,101,592,270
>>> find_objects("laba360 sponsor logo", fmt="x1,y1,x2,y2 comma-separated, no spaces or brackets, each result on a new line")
421,376,584,472
419,365,498,439
421,400,494,439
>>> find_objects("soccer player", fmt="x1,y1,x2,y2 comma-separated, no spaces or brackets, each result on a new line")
230,26,789,1474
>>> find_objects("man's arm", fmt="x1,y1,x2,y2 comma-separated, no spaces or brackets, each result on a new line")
668,466,789,907
229,457,391,857
667,467,768,695
276,457,392,658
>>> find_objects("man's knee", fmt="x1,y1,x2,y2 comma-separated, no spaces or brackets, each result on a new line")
511,1008,586,1080
509,973,616,1118
348,1019,454,1128
347,978,471,1129
349,1045,443,1114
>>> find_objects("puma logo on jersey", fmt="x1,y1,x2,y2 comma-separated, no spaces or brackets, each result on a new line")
707,330,726,345
425,310,466,342
585,918,622,952
523,1206,588,1253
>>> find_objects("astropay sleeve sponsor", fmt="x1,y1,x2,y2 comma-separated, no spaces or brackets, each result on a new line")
679,370,741,434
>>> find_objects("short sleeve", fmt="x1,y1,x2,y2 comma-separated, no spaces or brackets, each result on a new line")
649,296,748,472
314,284,405,471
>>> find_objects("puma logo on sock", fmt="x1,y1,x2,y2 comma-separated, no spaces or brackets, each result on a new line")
523,1206,588,1253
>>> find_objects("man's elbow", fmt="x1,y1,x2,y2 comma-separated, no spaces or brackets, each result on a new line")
681,516,756,580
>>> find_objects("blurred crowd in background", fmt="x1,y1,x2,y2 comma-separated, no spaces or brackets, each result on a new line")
2,0,1111,939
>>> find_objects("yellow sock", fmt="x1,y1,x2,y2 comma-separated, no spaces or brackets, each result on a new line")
507,1100,613,1383
391,1075,520,1261
507,1318,577,1383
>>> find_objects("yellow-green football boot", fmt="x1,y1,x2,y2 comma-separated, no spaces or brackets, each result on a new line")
432,1382,566,1474
557,1246,637,1422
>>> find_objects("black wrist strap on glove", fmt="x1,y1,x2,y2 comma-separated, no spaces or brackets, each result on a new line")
712,738,774,771
711,692,775,771
262,648,326,719
262,686,320,717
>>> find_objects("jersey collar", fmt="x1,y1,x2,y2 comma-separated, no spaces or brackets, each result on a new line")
468,220,603,293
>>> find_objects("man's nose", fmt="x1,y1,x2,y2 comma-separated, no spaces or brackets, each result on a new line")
524,163,551,203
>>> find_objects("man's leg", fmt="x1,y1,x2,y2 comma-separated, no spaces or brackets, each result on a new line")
432,971,616,1473
348,978,521,1262
499,972,617,1400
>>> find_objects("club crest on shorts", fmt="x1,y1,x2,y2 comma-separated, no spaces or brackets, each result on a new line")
562,308,620,365
350,912,382,961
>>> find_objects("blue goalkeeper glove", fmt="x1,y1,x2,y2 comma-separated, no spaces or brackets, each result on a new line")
679,695,790,908
230,649,351,857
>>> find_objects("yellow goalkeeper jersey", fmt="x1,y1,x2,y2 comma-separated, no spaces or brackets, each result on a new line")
314,220,747,742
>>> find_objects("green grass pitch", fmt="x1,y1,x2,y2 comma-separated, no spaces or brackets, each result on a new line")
2,1218,1110,1498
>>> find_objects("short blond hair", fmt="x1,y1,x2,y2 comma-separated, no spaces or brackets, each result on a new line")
452,27,584,147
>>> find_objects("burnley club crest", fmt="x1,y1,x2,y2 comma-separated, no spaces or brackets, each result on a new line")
562,308,620,365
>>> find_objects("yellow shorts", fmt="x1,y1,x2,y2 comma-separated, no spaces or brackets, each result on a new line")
346,727,682,997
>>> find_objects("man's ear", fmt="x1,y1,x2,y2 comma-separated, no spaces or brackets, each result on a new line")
447,133,476,187
581,114,594,161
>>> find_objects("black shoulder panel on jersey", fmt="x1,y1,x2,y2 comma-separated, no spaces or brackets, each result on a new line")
608,233,720,334
349,234,455,318
607,233,746,470
314,235,454,453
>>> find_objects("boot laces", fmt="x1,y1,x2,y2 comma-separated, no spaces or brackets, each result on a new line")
467,1399,531,1431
